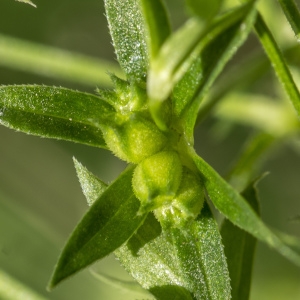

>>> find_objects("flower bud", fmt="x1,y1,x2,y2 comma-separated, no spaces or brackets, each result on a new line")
154,167,205,229
132,151,182,213
102,114,167,164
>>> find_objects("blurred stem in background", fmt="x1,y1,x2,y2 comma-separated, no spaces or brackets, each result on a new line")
0,34,122,88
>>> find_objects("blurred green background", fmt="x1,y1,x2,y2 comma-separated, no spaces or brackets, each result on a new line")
0,0,300,299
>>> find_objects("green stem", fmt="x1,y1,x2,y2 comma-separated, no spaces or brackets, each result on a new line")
0,34,122,87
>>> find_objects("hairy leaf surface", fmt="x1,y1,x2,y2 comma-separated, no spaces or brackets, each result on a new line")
0,85,115,148
104,0,149,82
221,179,260,300
73,158,107,206
115,203,230,300
278,0,300,40
139,0,171,59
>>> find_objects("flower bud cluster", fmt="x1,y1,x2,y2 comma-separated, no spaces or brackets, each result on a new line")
100,76,204,227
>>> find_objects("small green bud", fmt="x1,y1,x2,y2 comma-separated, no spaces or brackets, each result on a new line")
102,114,167,163
132,151,182,213
154,167,205,229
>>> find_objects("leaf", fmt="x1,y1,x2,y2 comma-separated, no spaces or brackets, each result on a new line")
48,166,147,289
254,13,300,120
115,213,194,300
148,1,257,131
176,1,257,139
190,148,300,267
15,0,36,7
0,85,115,148
115,203,231,300
185,0,223,21
104,0,149,83
170,202,231,300
0,34,122,88
73,157,107,206
221,178,261,300
139,0,171,59
278,0,300,40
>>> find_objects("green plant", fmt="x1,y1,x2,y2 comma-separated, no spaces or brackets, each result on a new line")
1,0,300,299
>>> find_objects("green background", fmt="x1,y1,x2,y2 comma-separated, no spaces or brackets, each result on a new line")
0,0,300,299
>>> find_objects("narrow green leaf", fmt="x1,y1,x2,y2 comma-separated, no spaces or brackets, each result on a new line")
149,1,257,130
115,213,194,300
190,148,300,267
0,34,122,88
15,0,36,7
170,202,231,300
178,2,257,139
0,85,115,148
185,0,223,21
48,166,147,289
221,178,261,300
278,0,300,40
139,0,171,59
73,157,107,206
254,13,300,119
104,0,149,82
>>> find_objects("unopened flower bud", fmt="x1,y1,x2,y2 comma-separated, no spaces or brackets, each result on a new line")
102,114,167,164
132,151,182,213
154,167,205,229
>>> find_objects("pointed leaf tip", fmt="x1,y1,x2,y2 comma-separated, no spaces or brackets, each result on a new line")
73,157,107,206
49,166,147,288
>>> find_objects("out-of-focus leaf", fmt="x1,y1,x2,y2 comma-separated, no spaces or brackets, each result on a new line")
0,85,115,148
185,0,223,21
226,132,274,191
214,93,299,137
104,0,148,83
0,34,122,88
115,203,230,300
139,0,171,59
196,43,300,123
278,0,300,40
190,148,300,267
73,158,107,206
221,178,261,300
254,13,300,120
48,166,147,289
